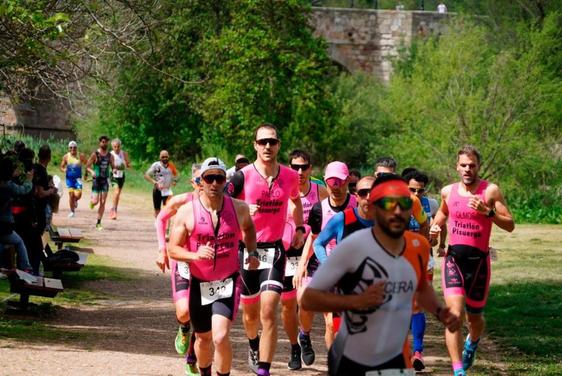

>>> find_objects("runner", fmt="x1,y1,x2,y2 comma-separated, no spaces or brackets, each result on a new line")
108,138,130,220
402,168,444,371
155,163,202,375
60,141,87,218
280,149,328,370
144,150,178,217
168,157,259,376
430,145,514,376
86,135,115,230
293,161,356,352
348,169,361,195
225,123,305,376
301,174,461,376
226,154,250,181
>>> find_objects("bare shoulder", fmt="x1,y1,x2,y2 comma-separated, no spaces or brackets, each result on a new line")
441,184,453,198
484,182,502,200
232,197,250,212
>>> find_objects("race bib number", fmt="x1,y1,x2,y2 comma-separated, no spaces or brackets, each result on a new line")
284,256,300,277
161,188,172,196
113,169,124,178
366,369,415,376
177,262,190,280
200,278,233,305
243,248,275,270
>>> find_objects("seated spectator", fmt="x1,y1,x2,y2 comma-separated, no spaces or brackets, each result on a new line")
0,156,33,271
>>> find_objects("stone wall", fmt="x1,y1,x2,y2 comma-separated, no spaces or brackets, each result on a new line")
0,94,73,139
311,8,451,82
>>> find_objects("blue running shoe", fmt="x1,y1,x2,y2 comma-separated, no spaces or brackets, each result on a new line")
453,369,466,376
462,335,479,371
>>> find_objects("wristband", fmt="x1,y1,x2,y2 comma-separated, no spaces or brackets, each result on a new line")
248,250,259,258
295,226,306,233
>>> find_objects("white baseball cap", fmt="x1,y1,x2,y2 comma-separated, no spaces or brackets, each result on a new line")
200,157,227,175
68,141,78,148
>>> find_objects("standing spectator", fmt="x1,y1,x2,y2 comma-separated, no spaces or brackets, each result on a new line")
437,2,447,13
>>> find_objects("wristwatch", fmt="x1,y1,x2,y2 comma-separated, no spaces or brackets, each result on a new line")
487,208,496,218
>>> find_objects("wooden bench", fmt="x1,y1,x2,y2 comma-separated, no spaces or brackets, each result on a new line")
45,225,87,278
48,225,82,251
1,246,64,312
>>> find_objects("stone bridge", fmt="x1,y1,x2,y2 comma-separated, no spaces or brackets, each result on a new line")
1,8,451,139
311,7,451,82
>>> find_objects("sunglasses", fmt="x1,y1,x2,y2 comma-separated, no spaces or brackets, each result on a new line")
374,197,413,211
290,163,310,171
409,187,425,194
255,138,279,146
325,177,346,188
202,174,226,184
356,188,371,198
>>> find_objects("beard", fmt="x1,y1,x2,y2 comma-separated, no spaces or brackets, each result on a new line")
375,212,407,239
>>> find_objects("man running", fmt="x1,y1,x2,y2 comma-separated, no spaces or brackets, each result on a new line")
144,150,178,217
430,145,514,376
280,149,328,370
301,174,461,376
155,163,202,375
225,123,305,376
294,161,357,352
60,141,87,218
108,138,130,220
402,168,444,371
169,157,259,376
226,154,250,181
86,135,115,230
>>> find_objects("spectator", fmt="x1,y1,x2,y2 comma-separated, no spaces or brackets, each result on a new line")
437,2,447,13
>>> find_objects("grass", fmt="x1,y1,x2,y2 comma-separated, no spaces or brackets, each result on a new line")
433,224,562,375
0,254,135,342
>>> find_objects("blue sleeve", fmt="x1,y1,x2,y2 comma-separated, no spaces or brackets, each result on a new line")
8,180,33,196
313,212,344,264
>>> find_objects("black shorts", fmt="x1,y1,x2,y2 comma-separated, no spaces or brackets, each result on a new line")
328,348,407,376
442,244,491,313
189,273,241,333
239,241,286,301
111,175,125,189
281,246,304,298
152,188,170,211
92,177,109,193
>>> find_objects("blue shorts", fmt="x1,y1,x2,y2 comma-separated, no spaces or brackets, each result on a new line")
66,177,83,191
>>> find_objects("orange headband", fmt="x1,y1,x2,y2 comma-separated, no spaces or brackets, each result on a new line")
369,180,411,203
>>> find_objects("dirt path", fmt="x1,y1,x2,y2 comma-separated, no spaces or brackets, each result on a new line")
0,188,506,375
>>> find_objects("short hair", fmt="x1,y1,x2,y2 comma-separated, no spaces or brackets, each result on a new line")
253,123,279,140
400,167,417,178
375,156,397,171
14,140,25,153
457,145,481,164
38,145,51,161
404,170,429,185
288,149,311,164
371,173,406,189
111,138,121,146
358,175,375,186
18,147,35,161
99,135,110,142
349,169,362,178
191,163,201,177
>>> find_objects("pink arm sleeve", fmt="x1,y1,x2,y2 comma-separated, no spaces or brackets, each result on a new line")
156,208,175,251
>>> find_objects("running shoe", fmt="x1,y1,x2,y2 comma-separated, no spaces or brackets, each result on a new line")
89,201,95,210
288,345,302,370
68,211,75,218
184,362,199,376
298,331,315,366
462,335,479,371
95,223,103,231
248,347,259,374
453,369,466,376
412,351,425,371
175,325,190,355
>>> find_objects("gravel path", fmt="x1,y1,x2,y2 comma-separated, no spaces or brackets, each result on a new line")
0,188,506,375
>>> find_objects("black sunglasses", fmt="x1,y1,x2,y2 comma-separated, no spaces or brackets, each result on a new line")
255,138,279,146
290,163,310,171
409,187,425,194
356,188,371,198
202,174,226,184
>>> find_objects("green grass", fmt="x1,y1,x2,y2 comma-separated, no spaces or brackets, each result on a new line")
434,225,562,375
